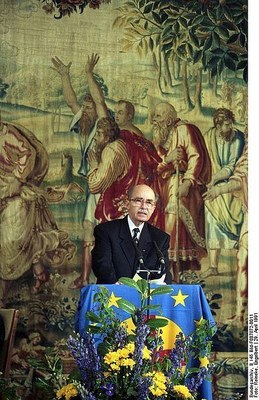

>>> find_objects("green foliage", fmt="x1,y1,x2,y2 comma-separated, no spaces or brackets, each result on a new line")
0,375,21,400
114,0,248,82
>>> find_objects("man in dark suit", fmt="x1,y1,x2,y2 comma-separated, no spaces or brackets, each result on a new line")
92,184,172,284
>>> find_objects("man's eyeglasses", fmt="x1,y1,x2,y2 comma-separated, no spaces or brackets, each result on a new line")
129,197,156,209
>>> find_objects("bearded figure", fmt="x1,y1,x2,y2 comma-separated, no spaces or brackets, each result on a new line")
151,102,211,280
201,108,245,278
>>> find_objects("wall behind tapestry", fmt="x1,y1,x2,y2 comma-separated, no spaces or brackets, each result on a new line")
0,0,248,398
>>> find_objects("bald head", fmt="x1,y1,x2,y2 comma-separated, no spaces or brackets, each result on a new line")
153,102,177,125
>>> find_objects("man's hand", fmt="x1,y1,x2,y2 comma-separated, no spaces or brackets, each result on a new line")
165,147,184,165
202,186,222,201
51,56,72,76
88,149,98,169
86,53,99,75
178,180,191,198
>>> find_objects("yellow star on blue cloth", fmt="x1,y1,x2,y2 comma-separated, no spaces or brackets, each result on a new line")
171,289,189,306
108,292,122,308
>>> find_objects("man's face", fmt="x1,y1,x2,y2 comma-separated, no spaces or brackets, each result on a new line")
94,126,107,149
152,104,170,146
82,100,97,120
80,100,97,135
219,119,233,137
115,103,131,127
127,185,156,226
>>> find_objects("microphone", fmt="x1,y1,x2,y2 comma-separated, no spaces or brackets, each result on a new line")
153,241,166,273
132,238,145,268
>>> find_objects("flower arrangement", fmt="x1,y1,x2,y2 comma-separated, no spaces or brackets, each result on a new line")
32,278,216,400
39,0,111,18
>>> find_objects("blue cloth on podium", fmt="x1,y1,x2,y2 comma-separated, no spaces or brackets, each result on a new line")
75,283,215,400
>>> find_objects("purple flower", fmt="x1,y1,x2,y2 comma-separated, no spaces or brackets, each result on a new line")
187,366,208,393
101,383,115,397
68,333,102,390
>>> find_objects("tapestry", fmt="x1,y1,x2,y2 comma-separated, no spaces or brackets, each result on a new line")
0,0,248,398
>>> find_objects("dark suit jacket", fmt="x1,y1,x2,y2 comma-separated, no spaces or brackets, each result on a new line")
92,216,172,284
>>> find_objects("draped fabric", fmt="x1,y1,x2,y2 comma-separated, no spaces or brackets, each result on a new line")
75,284,215,400
0,122,76,280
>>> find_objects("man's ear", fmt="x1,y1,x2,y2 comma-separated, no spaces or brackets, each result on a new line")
166,117,173,127
127,113,133,122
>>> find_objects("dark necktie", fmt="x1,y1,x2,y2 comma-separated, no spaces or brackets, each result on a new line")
132,228,140,245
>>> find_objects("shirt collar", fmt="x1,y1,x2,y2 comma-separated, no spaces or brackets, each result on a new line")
127,215,144,237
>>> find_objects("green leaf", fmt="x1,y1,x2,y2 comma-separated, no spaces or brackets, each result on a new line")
161,36,173,45
162,25,172,38
227,33,239,44
142,304,161,311
162,42,173,53
210,302,221,309
186,42,193,58
137,278,148,294
207,56,220,67
224,6,233,21
151,286,173,296
224,54,236,71
167,0,182,8
117,298,137,314
191,15,204,27
239,32,247,48
118,277,141,291
211,48,225,55
86,311,101,323
204,35,213,51
227,51,239,61
152,11,161,25
179,17,188,29
212,31,221,48
88,325,102,334
189,30,199,47
176,44,186,60
201,17,215,29
174,20,180,34
97,342,110,356
215,26,229,40
144,3,153,14
207,9,217,24
193,50,202,63
236,60,247,70
146,317,169,329
222,20,236,31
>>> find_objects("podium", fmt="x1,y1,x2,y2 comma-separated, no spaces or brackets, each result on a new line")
75,283,215,400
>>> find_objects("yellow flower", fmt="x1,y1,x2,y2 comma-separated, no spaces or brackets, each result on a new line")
142,346,151,359
120,358,135,368
172,384,193,399
118,347,130,358
125,342,134,353
199,356,210,368
149,371,168,397
110,362,120,371
104,351,120,365
56,383,78,400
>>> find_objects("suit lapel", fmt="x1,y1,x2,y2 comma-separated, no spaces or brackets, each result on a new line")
138,223,153,262
119,217,136,269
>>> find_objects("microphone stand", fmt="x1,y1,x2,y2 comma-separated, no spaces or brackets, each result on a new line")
136,264,162,322
133,239,163,321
